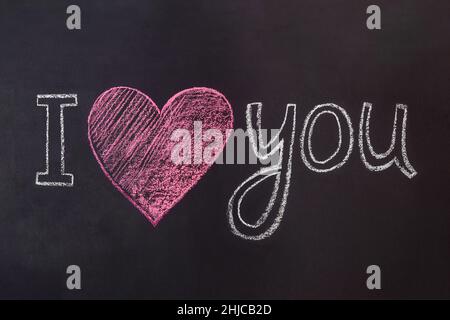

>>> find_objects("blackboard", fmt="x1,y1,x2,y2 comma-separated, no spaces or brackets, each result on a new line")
0,0,449,299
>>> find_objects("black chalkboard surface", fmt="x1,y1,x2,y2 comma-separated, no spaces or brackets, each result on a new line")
0,0,449,299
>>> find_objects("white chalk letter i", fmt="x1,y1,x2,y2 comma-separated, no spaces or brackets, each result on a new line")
35,94,77,187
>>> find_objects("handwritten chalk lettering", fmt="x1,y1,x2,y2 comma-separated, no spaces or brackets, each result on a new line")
366,5,381,30
36,94,77,187
66,5,81,30
66,265,81,290
300,103,354,173
359,103,417,178
366,265,381,290
229,102,416,240
227,103,296,240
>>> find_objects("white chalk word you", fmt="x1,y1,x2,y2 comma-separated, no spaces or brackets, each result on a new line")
66,265,81,290
366,265,381,290
66,5,81,30
35,94,77,187
228,102,416,240
367,5,381,30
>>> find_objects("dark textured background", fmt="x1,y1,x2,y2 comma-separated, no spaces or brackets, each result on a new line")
0,0,449,299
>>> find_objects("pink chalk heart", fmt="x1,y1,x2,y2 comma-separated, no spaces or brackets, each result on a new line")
88,87,233,225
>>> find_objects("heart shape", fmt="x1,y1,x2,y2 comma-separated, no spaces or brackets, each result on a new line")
88,87,233,225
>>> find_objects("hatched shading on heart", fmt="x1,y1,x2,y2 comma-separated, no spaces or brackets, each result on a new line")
88,87,233,225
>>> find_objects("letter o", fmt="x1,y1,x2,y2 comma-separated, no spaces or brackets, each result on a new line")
300,103,354,172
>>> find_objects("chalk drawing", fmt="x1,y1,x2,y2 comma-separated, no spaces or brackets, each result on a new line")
359,103,417,178
88,87,233,225
35,94,77,187
228,103,296,240
300,103,354,173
